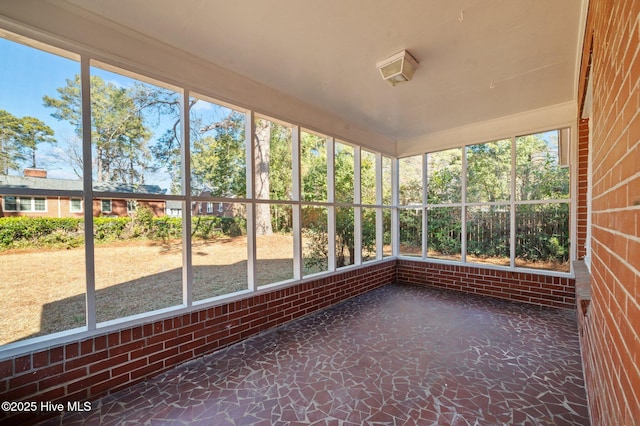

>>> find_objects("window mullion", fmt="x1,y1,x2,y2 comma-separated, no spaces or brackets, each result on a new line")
354,146,362,265
181,89,193,307
375,153,383,259
422,153,428,259
246,111,257,290
81,56,96,331
510,136,517,269
327,137,336,271
461,147,468,263
391,157,399,257
292,125,302,280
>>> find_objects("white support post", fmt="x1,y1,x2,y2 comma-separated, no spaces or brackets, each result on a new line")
292,125,302,280
375,153,383,260
422,153,428,259
354,146,362,265
246,111,257,290
327,137,336,271
391,157,399,257
81,56,96,331
510,136,517,269
181,90,193,307
461,148,467,263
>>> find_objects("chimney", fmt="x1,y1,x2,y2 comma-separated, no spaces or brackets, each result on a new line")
24,168,47,178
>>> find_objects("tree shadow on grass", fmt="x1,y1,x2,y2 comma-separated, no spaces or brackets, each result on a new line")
13,259,294,345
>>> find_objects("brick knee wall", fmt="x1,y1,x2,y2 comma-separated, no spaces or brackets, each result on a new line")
396,259,575,309
0,259,581,425
0,261,395,425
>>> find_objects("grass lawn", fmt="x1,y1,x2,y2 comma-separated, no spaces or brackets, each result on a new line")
0,234,295,345
0,235,566,346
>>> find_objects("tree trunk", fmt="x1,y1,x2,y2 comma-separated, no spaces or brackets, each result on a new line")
254,119,272,236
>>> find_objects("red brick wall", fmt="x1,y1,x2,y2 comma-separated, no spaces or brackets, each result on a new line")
576,118,589,259
92,199,165,217
0,261,395,425
0,197,83,218
396,260,575,309
578,0,640,424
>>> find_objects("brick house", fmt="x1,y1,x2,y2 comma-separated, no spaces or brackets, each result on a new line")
0,168,167,218
191,187,238,218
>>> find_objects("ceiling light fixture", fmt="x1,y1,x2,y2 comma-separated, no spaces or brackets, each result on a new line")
377,50,419,86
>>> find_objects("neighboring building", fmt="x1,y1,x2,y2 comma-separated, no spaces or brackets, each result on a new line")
0,168,167,218
165,200,183,218
191,187,238,218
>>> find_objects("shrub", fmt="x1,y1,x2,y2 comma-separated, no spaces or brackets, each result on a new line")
191,216,219,239
220,216,245,237
94,217,130,242
151,216,181,240
0,215,247,251
0,217,83,249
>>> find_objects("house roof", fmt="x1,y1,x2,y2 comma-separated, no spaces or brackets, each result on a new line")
0,174,167,195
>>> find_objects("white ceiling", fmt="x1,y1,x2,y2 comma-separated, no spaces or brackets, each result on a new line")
63,0,585,144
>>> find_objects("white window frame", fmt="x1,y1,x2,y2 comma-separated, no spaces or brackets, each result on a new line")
101,199,112,213
401,128,572,274
33,197,46,212
0,28,389,357
3,196,17,211
2,196,48,212
70,198,83,213
18,197,32,212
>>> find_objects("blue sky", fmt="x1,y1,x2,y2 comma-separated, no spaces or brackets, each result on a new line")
0,37,80,179
0,35,241,192
0,37,186,188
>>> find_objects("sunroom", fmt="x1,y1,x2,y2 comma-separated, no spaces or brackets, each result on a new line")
0,0,638,425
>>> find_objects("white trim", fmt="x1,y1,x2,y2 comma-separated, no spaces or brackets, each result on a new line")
81,54,96,332
398,101,577,157
69,198,83,213
461,148,468,263
181,89,193,307
354,146,362,266
33,197,46,212
246,111,257,291
292,125,302,280
2,196,17,212
391,158,399,257
574,0,591,105
510,137,517,268
0,3,395,156
100,199,112,213
327,138,336,271
375,153,384,259
397,254,573,278
1,196,48,213
417,128,572,272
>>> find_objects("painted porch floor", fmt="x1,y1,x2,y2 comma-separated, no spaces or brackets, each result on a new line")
44,283,589,425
